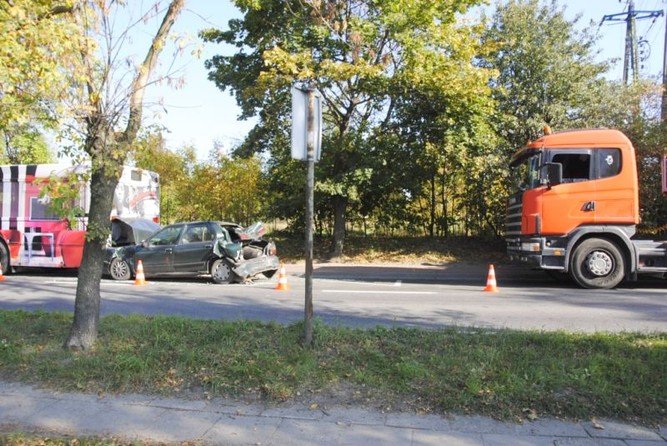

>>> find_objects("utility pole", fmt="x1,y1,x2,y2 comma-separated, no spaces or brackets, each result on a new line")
601,0,663,85
662,5,667,121
304,86,315,347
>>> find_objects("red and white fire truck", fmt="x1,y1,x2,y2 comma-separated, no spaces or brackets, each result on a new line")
0,164,159,273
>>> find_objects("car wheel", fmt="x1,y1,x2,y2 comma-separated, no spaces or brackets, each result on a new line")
211,259,234,284
570,238,625,289
109,258,132,281
0,242,9,275
263,269,278,279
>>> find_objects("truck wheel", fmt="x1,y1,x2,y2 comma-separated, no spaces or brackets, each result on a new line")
570,238,625,289
211,259,234,284
109,258,131,280
0,242,9,275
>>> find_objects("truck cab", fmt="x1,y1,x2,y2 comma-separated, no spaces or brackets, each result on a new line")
505,129,666,288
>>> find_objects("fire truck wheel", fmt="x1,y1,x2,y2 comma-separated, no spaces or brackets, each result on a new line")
0,242,9,275
571,238,625,289
109,258,132,281
211,259,234,284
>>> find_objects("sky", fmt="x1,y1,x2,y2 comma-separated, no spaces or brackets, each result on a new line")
141,0,667,160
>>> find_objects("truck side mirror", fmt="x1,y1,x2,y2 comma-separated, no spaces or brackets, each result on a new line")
541,162,562,187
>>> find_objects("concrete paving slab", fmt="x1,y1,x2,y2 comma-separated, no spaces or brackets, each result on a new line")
385,412,450,431
23,398,111,435
513,419,589,437
144,395,216,412
583,420,664,441
201,413,282,445
95,392,156,405
448,415,519,435
261,402,325,421
268,418,344,446
553,439,627,445
76,403,168,440
330,424,413,446
319,406,387,426
148,409,223,443
1,382,665,446
625,441,667,446
483,433,556,445
412,430,484,446
0,393,59,423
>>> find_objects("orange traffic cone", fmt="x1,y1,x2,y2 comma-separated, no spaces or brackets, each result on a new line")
483,264,498,292
0,264,5,282
275,262,289,291
134,260,146,286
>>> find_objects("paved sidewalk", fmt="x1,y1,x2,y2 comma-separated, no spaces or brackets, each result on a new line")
0,381,664,445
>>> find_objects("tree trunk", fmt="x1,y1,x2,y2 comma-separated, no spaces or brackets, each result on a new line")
63,0,184,350
64,166,118,350
331,195,347,259
429,173,436,238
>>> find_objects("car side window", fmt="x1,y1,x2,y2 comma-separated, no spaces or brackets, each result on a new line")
182,225,202,244
596,148,622,179
149,226,182,246
551,153,591,183
181,224,216,244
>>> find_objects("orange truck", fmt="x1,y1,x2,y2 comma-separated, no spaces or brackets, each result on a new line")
505,128,666,288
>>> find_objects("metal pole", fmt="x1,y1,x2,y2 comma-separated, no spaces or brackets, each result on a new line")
662,6,667,121
630,1,639,82
623,1,634,84
304,87,315,346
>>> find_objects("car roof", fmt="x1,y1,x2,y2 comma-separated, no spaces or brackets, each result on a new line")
163,221,241,228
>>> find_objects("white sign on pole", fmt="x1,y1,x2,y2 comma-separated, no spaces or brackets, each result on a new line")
291,85,322,161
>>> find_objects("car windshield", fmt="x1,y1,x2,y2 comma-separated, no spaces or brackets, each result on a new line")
510,152,541,192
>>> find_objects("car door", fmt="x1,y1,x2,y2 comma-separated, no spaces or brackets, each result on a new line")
172,223,215,273
135,225,183,275
540,150,597,235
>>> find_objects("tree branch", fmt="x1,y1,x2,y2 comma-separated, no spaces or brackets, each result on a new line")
124,0,185,144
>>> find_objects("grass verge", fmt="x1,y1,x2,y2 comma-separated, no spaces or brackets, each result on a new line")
0,310,664,425
0,432,140,446
271,233,507,264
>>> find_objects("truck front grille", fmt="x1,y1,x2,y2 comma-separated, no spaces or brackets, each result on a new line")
505,192,523,236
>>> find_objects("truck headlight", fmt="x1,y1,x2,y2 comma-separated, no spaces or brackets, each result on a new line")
521,242,541,252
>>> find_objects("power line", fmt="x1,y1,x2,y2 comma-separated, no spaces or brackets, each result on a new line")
600,0,664,84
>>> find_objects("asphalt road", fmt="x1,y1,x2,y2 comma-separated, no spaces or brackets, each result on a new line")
0,262,665,333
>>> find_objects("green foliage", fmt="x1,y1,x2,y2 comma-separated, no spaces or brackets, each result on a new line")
0,1,87,132
133,129,266,225
133,130,197,223
481,0,609,154
0,126,53,164
203,0,495,251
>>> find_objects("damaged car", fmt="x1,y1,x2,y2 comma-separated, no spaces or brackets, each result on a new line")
104,220,280,283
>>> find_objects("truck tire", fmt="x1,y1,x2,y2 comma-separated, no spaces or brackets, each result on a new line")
570,238,625,289
0,242,9,275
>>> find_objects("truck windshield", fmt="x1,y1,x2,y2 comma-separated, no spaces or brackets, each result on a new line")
510,153,541,192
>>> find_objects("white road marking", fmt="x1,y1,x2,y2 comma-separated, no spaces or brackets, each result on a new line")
322,290,436,295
